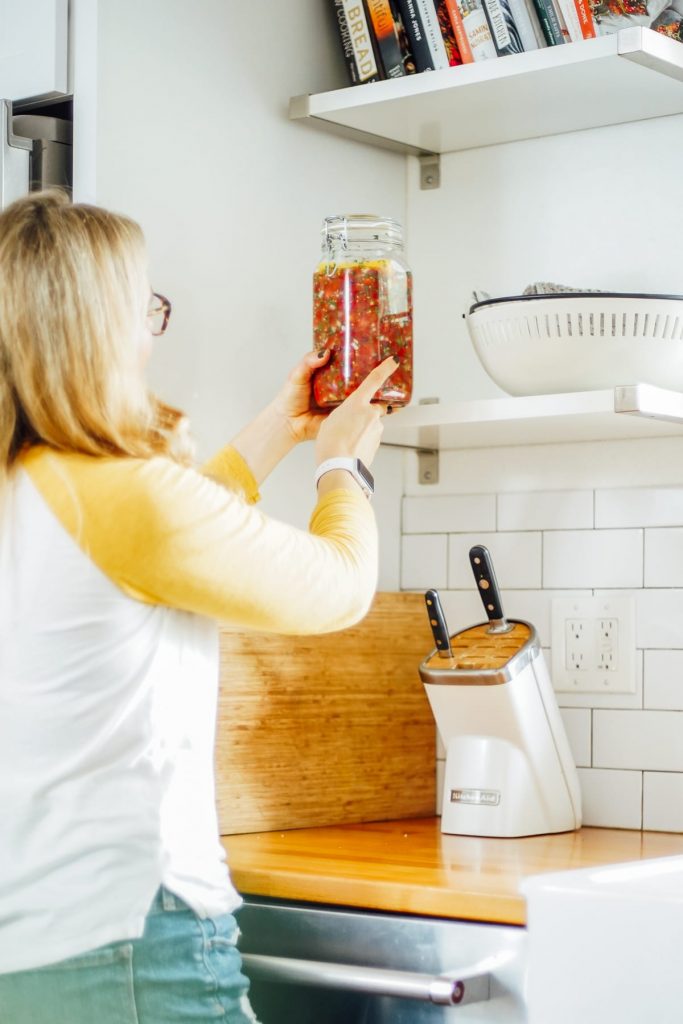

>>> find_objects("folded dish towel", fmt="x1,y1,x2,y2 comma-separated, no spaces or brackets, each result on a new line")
522,282,603,295
472,282,603,303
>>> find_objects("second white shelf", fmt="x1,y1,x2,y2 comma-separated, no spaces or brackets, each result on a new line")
381,384,683,450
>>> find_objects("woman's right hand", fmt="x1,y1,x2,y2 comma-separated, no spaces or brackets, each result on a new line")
314,356,398,468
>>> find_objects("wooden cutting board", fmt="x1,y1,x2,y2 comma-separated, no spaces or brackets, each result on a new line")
216,592,436,835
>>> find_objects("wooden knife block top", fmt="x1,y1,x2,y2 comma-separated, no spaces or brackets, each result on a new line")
216,592,436,835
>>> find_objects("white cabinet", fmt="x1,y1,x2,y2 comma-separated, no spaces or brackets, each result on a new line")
0,0,69,103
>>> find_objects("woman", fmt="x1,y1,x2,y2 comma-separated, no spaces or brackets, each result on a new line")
0,190,396,1023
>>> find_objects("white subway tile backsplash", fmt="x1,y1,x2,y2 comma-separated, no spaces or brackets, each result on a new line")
560,708,591,767
645,529,683,587
577,768,643,829
644,651,683,711
643,772,683,832
634,590,683,649
403,494,495,535
596,487,683,528
543,530,643,589
498,491,593,531
593,710,683,771
401,534,447,590
437,590,483,635
448,533,542,589
401,466,683,832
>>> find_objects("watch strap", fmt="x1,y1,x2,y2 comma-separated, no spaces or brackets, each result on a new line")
314,457,374,499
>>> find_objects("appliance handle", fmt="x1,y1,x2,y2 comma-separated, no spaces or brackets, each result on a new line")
241,950,506,1005
0,99,31,208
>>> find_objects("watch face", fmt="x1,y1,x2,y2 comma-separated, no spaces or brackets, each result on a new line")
355,459,375,493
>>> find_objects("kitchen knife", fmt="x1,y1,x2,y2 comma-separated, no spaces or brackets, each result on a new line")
424,589,453,658
469,545,513,634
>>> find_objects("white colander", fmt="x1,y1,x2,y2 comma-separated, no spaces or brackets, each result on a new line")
466,293,683,396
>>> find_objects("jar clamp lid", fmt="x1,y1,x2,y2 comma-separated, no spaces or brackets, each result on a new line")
321,214,404,254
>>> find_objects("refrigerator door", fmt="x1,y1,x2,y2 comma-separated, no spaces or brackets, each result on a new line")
0,100,31,207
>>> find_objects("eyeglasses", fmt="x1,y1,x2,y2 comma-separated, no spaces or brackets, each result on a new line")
147,292,172,336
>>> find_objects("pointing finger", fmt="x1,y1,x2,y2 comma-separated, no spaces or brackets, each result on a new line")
352,356,399,403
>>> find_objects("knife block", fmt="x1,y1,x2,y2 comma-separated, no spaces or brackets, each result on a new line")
420,620,582,838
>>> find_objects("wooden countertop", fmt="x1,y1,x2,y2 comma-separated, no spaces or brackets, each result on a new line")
223,817,683,926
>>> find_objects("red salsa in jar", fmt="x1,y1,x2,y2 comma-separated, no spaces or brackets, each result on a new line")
312,216,413,409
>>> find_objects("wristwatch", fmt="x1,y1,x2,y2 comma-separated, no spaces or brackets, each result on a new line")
314,457,375,500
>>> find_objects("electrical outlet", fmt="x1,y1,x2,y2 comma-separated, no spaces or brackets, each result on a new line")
565,619,591,671
597,618,618,672
551,597,636,694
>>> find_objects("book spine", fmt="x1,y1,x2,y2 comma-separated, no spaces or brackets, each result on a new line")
530,0,564,44
365,0,407,76
394,0,438,69
389,0,419,73
413,0,451,67
555,0,583,40
553,0,572,42
482,0,525,53
442,0,475,62
573,0,596,37
522,0,549,46
434,0,465,63
457,0,498,60
341,0,384,81
331,0,361,83
508,0,540,48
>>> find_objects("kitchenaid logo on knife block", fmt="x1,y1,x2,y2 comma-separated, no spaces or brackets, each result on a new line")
450,788,501,807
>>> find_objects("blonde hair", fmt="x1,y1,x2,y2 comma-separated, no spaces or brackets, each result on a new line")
0,189,192,472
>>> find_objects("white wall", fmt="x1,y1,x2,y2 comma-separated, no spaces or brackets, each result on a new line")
406,115,683,403
72,0,407,585
400,114,683,831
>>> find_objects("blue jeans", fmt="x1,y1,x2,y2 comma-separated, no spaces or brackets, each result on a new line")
0,887,260,1023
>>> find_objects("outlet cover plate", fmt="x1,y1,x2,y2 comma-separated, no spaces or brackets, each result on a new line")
551,596,637,694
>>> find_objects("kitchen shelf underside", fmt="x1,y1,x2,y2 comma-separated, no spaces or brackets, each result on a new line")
381,384,683,450
290,28,683,154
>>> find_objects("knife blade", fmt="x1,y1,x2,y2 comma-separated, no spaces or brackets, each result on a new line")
468,545,513,634
424,589,453,658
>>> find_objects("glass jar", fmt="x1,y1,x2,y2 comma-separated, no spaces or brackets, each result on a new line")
312,214,413,408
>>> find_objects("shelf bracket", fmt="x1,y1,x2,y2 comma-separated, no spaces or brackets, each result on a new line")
418,447,439,485
419,154,440,191
382,399,440,482
417,397,439,484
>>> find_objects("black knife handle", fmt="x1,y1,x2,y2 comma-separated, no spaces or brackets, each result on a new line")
424,589,453,657
469,545,506,623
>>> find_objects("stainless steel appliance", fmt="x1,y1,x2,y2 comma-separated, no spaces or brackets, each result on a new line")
0,99,72,205
238,897,527,1023
12,111,72,192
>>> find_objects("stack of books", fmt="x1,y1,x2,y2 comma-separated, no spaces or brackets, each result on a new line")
332,0,682,84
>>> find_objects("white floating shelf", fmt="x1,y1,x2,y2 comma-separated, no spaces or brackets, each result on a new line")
290,28,683,154
381,384,683,450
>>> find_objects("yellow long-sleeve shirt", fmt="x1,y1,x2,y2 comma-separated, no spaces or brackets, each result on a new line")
22,443,378,633
0,444,378,973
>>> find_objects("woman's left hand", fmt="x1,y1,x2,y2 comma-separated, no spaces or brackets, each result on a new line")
271,349,330,444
